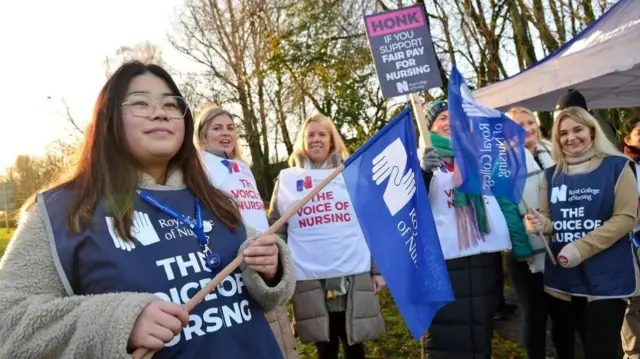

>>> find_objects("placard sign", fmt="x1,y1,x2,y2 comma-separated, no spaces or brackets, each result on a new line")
364,4,442,98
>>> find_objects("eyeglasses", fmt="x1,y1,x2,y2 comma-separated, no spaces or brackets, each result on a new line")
122,93,188,119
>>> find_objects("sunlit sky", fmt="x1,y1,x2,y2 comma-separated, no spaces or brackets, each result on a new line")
0,0,509,172
0,0,185,170
0,1,599,172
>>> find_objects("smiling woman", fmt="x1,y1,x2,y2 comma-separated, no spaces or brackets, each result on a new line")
269,114,385,359
195,105,300,359
556,115,593,155
524,106,639,358
287,114,350,169
0,61,295,359
304,121,332,165
195,106,247,163
120,77,189,182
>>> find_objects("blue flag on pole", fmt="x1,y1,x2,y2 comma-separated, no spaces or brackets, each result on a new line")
448,66,528,203
342,108,454,340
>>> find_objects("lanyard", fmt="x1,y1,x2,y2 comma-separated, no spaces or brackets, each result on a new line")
136,190,220,270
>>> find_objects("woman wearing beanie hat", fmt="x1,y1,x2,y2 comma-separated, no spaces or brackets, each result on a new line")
418,100,534,359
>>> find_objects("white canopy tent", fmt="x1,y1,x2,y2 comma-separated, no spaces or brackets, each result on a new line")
472,0,640,111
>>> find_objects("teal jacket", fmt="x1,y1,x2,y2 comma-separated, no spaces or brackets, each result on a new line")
496,197,533,259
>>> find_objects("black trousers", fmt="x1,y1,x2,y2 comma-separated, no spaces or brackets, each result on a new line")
506,256,548,359
315,311,366,359
548,294,626,359
497,253,506,307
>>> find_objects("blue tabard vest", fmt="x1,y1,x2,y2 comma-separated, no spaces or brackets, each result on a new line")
38,186,283,359
544,156,637,297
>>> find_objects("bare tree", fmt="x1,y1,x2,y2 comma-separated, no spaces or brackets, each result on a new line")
169,0,284,195
104,41,165,77
61,98,84,136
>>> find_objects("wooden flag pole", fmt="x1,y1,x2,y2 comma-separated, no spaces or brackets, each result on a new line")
409,93,432,148
521,198,557,266
132,165,345,359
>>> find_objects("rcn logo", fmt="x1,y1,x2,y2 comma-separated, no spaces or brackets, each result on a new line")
221,159,240,174
439,161,454,173
396,80,409,94
296,176,312,192
550,184,567,204
372,138,416,216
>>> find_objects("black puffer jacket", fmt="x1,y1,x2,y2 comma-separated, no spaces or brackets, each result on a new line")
420,170,502,359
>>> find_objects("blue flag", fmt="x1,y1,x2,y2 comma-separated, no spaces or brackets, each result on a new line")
342,108,453,340
448,66,528,203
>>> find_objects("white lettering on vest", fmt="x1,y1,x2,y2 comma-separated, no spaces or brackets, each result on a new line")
156,257,177,280
154,272,246,304
153,271,252,347
176,252,202,277
163,300,253,347
156,251,218,281
176,227,196,238
158,218,182,229
551,206,603,243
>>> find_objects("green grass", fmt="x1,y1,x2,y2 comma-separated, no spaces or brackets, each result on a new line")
0,228,526,358
0,228,14,259
292,290,525,359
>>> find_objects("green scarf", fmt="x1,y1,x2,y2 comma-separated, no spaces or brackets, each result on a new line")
430,133,489,235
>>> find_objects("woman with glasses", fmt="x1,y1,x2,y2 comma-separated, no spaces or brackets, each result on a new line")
0,61,295,358
195,105,299,359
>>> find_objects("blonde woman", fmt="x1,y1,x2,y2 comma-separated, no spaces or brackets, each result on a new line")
505,106,555,359
195,105,299,359
506,106,554,273
268,114,385,359
196,106,268,232
525,107,639,359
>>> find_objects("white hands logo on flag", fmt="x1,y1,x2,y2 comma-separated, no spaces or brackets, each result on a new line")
106,211,161,251
460,83,501,118
372,138,416,216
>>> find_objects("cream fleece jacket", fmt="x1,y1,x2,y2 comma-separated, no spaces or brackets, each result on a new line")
0,170,296,359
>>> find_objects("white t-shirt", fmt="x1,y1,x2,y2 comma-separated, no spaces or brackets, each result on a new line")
202,152,269,232
428,166,511,260
276,167,371,280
